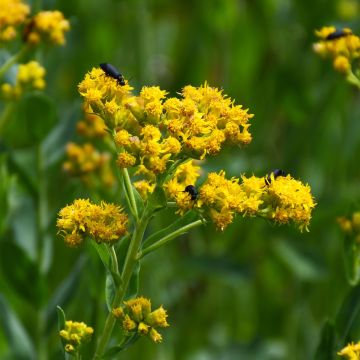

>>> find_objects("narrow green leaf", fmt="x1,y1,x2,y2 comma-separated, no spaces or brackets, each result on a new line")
272,239,325,281
143,211,197,247
335,283,360,344
314,320,335,360
102,334,140,358
57,306,66,333
44,256,86,331
147,186,167,212
0,294,35,360
343,235,360,286
105,270,116,312
90,241,111,269
132,185,145,215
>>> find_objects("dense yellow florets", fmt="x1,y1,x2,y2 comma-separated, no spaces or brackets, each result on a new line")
172,171,316,231
112,297,169,343
59,320,93,354
1,61,46,100
0,0,30,42
57,199,128,246
338,341,360,359
25,10,70,45
313,26,360,74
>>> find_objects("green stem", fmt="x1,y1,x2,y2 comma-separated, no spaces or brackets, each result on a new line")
166,202,177,208
0,46,30,80
137,219,203,259
93,213,150,359
121,168,138,220
109,245,119,275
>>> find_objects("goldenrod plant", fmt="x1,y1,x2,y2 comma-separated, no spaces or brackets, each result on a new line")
56,65,316,358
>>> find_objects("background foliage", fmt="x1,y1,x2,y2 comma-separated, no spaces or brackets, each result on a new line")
1,0,360,359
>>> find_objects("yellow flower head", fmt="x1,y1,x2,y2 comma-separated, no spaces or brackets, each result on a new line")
24,10,70,46
1,61,46,100
0,0,30,42
63,142,115,188
338,341,360,359
59,320,93,353
57,199,128,246
77,109,108,138
113,297,169,343
313,26,360,73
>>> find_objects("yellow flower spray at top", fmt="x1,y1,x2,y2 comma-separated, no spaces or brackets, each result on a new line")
313,26,360,87
0,0,30,42
1,61,46,100
59,320,94,355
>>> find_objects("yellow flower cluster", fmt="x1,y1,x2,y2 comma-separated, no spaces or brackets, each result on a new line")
63,142,115,187
337,211,360,243
113,297,169,343
313,26,360,73
0,0,30,42
338,341,360,359
78,67,253,188
57,199,128,246
24,10,70,45
172,171,316,231
1,61,46,99
59,320,94,354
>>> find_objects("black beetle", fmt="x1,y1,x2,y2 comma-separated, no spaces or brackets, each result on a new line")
184,185,198,200
100,63,126,86
326,29,351,40
265,169,287,185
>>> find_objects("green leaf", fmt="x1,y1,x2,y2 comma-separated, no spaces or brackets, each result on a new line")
146,186,167,213
143,211,198,247
44,256,86,332
90,241,111,269
125,261,140,300
0,241,43,305
272,239,325,282
102,334,140,359
314,320,335,360
132,185,145,215
335,283,360,345
343,235,360,286
56,306,66,333
0,294,35,360
105,270,116,312
4,93,57,147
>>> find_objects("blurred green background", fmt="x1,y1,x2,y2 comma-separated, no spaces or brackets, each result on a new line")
2,0,360,359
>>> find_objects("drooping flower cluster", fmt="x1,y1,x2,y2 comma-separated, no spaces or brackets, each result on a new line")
337,211,360,243
1,61,45,99
24,10,70,46
338,341,360,359
172,171,316,231
113,297,169,343
78,67,253,188
0,0,29,42
59,320,94,355
57,199,128,246
63,142,115,187
313,26,360,73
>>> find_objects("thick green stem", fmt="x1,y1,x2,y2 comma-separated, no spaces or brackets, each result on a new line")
137,219,203,259
121,168,138,220
93,213,150,359
0,46,30,80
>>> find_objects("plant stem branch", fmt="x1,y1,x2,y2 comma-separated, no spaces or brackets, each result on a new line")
137,219,203,259
93,213,150,359
121,168,138,221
